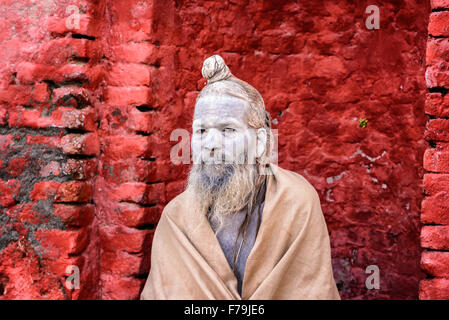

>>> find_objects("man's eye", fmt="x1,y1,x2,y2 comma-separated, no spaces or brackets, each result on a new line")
196,129,206,134
223,127,236,133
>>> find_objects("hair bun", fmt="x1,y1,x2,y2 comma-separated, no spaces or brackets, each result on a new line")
201,55,233,84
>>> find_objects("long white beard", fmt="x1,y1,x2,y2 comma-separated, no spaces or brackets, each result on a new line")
186,163,259,234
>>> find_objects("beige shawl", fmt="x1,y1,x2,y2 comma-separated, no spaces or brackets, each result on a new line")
140,163,341,300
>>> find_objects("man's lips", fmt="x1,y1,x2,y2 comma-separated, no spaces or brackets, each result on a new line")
202,160,224,165
201,156,226,164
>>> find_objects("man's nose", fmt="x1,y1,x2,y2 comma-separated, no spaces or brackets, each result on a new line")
203,129,222,153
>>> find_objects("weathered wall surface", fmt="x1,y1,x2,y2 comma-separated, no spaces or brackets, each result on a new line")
0,0,104,299
420,0,449,300
0,0,429,299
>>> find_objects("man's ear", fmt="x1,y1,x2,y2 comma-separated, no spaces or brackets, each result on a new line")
256,128,267,159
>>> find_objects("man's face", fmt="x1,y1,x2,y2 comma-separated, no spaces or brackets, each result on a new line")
188,94,266,222
191,95,258,167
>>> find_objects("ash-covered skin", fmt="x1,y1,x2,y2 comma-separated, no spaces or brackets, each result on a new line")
209,200,265,296
190,93,268,296
192,95,266,168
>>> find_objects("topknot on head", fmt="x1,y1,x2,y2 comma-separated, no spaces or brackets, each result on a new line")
201,55,233,84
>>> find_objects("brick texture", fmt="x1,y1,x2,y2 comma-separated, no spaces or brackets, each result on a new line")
421,1,449,300
0,0,430,300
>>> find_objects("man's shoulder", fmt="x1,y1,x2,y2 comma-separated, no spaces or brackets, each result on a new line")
269,163,321,204
164,190,187,211
269,164,326,230
160,189,192,220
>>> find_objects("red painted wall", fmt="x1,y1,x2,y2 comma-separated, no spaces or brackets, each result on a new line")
0,0,431,299
420,0,449,300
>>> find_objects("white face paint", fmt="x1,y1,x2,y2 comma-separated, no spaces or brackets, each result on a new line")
191,95,266,166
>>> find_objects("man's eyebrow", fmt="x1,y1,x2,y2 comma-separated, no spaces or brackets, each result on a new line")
192,119,206,128
216,118,244,127
192,118,244,128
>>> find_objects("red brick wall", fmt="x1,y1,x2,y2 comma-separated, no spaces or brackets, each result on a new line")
0,0,430,299
420,0,449,300
0,0,102,299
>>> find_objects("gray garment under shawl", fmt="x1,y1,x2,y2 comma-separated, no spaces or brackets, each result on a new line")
208,200,265,297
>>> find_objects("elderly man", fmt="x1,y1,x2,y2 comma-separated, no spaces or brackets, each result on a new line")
140,55,340,300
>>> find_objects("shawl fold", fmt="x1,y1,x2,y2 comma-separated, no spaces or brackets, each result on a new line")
140,164,341,300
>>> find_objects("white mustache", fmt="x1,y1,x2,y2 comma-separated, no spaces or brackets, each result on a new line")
195,149,252,165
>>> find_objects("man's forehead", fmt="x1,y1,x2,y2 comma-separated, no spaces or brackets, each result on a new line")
194,95,249,121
